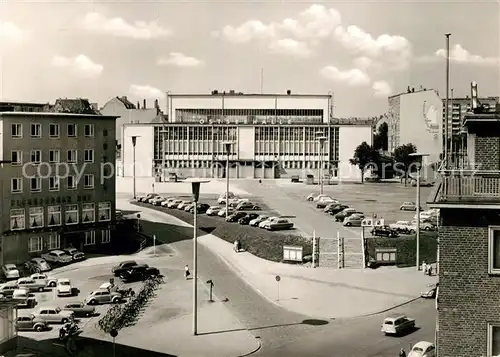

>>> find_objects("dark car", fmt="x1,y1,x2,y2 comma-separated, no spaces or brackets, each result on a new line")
371,225,399,238
62,302,96,317
326,204,349,214
63,248,86,262
111,260,139,276
238,213,259,225
189,203,210,214
120,266,160,283
226,212,247,222
334,209,362,222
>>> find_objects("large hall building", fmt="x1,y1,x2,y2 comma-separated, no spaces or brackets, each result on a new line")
121,91,374,181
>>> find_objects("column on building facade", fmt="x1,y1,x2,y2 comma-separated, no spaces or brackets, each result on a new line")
302,127,307,179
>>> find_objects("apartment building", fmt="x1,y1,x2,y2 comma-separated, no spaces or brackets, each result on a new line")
0,111,118,264
429,107,500,356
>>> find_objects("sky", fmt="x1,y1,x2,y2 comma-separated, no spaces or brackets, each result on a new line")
0,0,499,117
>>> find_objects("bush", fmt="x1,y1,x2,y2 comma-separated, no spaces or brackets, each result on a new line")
366,233,437,267
133,202,312,263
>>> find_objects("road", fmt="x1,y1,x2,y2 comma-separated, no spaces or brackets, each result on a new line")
119,199,436,357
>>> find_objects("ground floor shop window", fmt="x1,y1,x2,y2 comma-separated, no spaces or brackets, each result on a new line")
65,204,78,225
84,230,95,245
10,208,25,230
29,207,44,228
48,233,60,250
98,202,111,221
101,229,111,244
48,206,61,227
29,236,43,253
488,323,500,356
82,203,95,223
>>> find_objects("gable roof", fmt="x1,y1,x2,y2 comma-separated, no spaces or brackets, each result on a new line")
50,98,99,115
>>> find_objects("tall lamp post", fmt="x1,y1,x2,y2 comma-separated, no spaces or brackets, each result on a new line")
131,136,140,199
409,152,429,271
222,141,235,219
316,133,328,195
186,178,210,336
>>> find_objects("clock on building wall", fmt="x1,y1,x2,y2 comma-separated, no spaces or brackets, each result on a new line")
423,102,440,139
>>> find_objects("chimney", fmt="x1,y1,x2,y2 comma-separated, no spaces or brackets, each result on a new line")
143,99,146,109
154,99,159,109
121,96,128,101
286,89,291,95
411,88,415,93
137,101,140,109
407,86,411,93
471,81,478,110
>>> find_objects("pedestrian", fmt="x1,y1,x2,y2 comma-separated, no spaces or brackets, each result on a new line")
399,348,406,357
234,240,239,252
184,264,190,280
427,264,433,276
422,261,427,274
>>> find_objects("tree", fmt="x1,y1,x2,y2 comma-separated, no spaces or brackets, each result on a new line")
393,143,418,185
373,122,388,151
350,141,380,183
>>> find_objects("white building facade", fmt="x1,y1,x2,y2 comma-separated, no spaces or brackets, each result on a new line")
122,92,373,181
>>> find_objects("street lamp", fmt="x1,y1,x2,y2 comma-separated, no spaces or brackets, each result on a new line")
222,141,235,219
185,178,210,336
131,136,140,199
315,133,328,195
409,152,429,271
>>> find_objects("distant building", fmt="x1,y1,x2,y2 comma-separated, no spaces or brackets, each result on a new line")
0,101,49,112
387,87,443,164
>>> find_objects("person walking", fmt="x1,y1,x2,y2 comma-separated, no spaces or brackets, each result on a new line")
184,264,191,280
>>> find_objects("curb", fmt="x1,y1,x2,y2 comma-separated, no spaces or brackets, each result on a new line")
239,338,262,357
359,296,423,318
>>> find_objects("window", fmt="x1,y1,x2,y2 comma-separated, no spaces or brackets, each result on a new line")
84,174,94,189
48,233,60,249
11,124,22,138
84,149,94,163
47,206,61,226
11,151,22,166
101,230,111,244
67,176,77,190
488,323,500,357
10,209,25,230
84,124,94,137
85,231,96,245
29,237,43,253
67,124,77,137
30,150,41,164
30,177,41,192
49,150,60,163
11,178,22,193
49,124,60,138
31,123,41,138
65,204,78,225
29,207,44,228
67,150,77,163
49,176,59,191
489,227,500,274
82,203,95,223
98,202,111,221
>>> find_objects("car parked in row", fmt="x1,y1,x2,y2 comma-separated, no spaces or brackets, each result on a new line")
236,201,261,211
371,226,399,238
343,214,365,227
33,306,74,324
188,203,210,214
17,277,46,292
206,206,222,216
178,201,192,210
400,201,421,211
2,264,20,280
263,218,294,231
0,281,18,297
112,260,140,277
217,192,235,204
85,288,123,305
411,220,435,231
259,216,279,228
150,196,168,205
226,212,247,222
15,315,48,332
218,207,235,217
62,302,96,317
306,193,329,202
25,258,52,273
316,197,338,209
167,199,183,208
119,265,160,283
389,221,416,234
239,213,259,225
324,203,349,214
13,288,37,308
250,215,269,227
334,208,363,222
31,273,58,287
63,247,86,262
41,250,73,265
137,193,158,202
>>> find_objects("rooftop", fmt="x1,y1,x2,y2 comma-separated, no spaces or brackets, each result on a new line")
0,112,117,119
388,88,438,99
168,92,332,98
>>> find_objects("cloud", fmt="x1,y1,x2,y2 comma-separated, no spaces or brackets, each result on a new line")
435,44,499,66
157,52,204,67
353,56,372,70
0,21,26,43
129,85,164,99
319,66,370,86
372,81,392,97
82,12,171,40
268,39,312,58
51,54,103,78
334,25,412,70
279,4,341,39
212,20,275,43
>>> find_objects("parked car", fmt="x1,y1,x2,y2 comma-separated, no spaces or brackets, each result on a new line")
324,203,346,213
160,198,177,207
31,273,57,287
259,216,279,228
381,314,415,335
0,281,18,297
389,221,416,234
412,180,434,187
25,258,51,273
167,199,183,208
239,213,259,225
206,206,222,216
13,288,37,308
334,208,362,222
421,283,438,299
112,260,139,277
371,226,399,238
15,315,48,331
138,193,158,202
63,247,86,262
263,218,294,231
120,266,160,283
236,201,261,211
218,207,235,217
411,220,435,231
316,197,338,208
150,196,168,205
2,264,20,279
85,289,123,305
228,198,246,208
408,341,436,357
226,212,246,222
400,201,421,211
217,192,235,204
189,203,210,214
17,277,46,292
62,302,96,317
307,193,328,202
183,203,195,212
56,279,73,297
343,214,364,227
33,306,74,324
250,215,269,227
177,201,192,210
41,250,73,265
415,209,439,221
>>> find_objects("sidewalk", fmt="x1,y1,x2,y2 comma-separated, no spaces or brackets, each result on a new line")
117,199,438,319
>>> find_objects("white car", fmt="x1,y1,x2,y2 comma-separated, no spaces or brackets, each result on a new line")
31,273,57,287
307,193,328,201
415,209,439,220
167,199,182,208
41,250,73,264
161,198,177,207
259,216,279,228
218,207,235,217
56,279,73,297
217,192,235,204
316,197,338,208
177,201,192,210
2,264,20,279
408,341,436,357
206,206,222,216
389,221,417,234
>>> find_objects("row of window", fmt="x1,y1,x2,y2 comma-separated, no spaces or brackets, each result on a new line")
28,230,111,253
11,123,100,139
10,202,111,230
11,175,95,193
157,160,332,170
11,149,95,165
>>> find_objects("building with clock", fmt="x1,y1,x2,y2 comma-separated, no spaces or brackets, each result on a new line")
121,90,375,182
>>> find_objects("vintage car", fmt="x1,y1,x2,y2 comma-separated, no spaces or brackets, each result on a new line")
316,197,338,209
41,250,73,265
239,213,259,225
15,315,48,332
62,302,96,317
85,289,123,305
343,214,365,227
381,314,415,335
120,266,160,283
63,247,86,262
421,283,438,299
25,258,52,273
2,264,20,280
217,207,235,217
137,193,157,202
408,341,436,357
334,208,359,222
226,212,247,222
236,201,261,211
371,225,399,238
263,218,294,231
17,277,46,292
389,221,417,234
111,260,139,276
217,192,235,204
56,279,74,297
206,206,222,216
0,281,18,297
188,203,210,214
31,273,58,288
399,201,421,211
33,306,74,324
250,215,269,227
